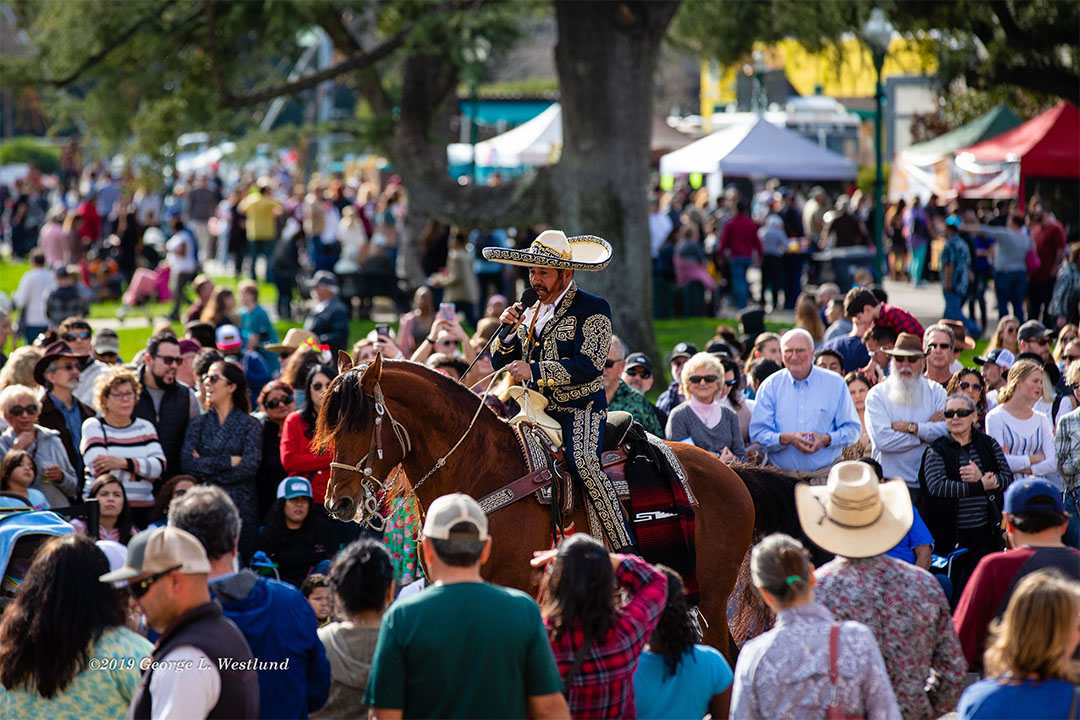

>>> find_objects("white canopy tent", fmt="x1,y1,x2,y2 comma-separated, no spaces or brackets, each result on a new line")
658,118,857,181
448,103,563,169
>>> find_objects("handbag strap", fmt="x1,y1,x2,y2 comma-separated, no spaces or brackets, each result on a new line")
563,628,595,692
828,622,841,706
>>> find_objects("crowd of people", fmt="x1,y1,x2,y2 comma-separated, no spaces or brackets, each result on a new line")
0,158,1078,719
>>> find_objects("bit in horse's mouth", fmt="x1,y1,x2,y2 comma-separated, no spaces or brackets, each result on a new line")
328,497,355,521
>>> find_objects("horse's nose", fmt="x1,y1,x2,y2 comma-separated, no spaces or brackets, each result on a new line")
330,497,355,520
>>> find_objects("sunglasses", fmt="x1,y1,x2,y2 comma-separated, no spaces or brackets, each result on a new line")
688,375,718,384
154,355,183,366
943,408,975,419
203,373,225,385
1030,338,1051,346
725,378,738,387
62,330,91,341
624,367,651,379
672,357,688,366
958,381,983,392
604,358,624,369
310,381,328,392
893,355,922,364
129,566,181,599
8,404,38,417
51,363,79,373
1065,354,1080,362
926,342,953,351
264,395,295,409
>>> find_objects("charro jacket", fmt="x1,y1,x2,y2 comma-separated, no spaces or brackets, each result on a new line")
491,282,611,414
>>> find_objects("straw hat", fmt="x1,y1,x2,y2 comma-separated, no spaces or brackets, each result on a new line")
795,461,913,558
481,229,612,271
938,319,976,350
266,328,317,354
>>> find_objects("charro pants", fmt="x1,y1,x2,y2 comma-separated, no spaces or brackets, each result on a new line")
551,402,636,550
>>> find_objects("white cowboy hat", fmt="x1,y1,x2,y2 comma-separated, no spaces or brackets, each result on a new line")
481,229,612,271
795,461,913,558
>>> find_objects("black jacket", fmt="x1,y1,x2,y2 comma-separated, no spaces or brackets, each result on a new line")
132,368,194,487
37,391,94,482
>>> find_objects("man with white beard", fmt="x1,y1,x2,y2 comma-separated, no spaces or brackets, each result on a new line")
865,332,949,500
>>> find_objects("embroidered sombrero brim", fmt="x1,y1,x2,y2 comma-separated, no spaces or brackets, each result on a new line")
482,235,612,271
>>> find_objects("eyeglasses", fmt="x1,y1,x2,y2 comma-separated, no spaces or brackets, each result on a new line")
688,375,718,384
264,395,295,409
62,330,91,341
604,358,624,369
892,355,922,364
129,566,181,599
310,382,327,391
8,404,38,417
624,367,651,379
943,408,975,419
108,390,136,400
203,374,224,385
958,381,983,392
154,355,183,366
926,343,953,351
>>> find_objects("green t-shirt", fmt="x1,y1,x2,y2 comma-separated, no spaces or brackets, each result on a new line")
363,581,563,718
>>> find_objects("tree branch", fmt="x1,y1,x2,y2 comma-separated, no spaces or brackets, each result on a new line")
22,1,176,88
221,26,410,108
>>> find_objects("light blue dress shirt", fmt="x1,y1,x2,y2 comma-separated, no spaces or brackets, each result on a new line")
749,366,862,472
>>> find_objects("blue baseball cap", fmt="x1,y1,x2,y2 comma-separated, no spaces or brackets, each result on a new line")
277,476,313,500
1004,479,1065,515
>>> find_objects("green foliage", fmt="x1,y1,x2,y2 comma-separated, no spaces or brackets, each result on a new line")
0,136,61,174
856,162,890,197
670,0,1079,104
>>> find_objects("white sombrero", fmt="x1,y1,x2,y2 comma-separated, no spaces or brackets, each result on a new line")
481,229,612,271
795,461,913,558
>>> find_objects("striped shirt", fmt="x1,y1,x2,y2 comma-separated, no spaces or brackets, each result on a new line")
80,416,165,503
1055,406,1080,492
921,439,1013,529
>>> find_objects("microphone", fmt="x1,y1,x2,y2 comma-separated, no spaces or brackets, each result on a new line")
498,288,539,342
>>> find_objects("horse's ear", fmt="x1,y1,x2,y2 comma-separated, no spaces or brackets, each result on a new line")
337,350,354,376
362,352,383,394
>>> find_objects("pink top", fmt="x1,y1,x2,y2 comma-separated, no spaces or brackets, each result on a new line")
689,396,723,429
39,221,67,267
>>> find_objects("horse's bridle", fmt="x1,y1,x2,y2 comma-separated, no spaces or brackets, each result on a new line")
328,381,412,530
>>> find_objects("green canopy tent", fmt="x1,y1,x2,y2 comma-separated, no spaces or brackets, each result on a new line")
888,106,1022,200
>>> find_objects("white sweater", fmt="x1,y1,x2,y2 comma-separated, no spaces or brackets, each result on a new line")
984,406,1061,488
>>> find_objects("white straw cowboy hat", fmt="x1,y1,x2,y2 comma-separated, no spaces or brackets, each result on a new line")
795,461,913,558
481,229,612,271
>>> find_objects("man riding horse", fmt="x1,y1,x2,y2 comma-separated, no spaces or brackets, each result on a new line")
484,229,637,554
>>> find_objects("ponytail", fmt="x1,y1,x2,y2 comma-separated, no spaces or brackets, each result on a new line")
750,533,812,606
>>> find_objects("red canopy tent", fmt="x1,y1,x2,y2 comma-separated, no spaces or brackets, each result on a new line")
953,102,1080,201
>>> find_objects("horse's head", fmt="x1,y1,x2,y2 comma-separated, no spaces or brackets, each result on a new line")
313,351,408,522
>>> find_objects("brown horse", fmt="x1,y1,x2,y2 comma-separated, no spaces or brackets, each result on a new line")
314,352,799,661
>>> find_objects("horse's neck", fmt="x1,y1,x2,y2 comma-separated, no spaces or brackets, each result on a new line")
390,377,526,501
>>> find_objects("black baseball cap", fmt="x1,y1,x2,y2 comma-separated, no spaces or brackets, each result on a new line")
669,343,698,361
1018,320,1050,342
625,353,652,372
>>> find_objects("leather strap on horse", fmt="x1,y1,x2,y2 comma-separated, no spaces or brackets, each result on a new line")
476,467,554,515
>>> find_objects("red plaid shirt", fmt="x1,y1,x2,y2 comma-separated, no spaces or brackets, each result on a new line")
545,555,667,719
878,303,924,337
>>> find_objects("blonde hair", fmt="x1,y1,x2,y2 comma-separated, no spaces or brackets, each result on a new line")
1054,325,1079,363
988,315,1020,353
795,294,825,342
997,359,1044,404
984,570,1080,683
679,352,723,400
0,384,37,415
93,366,142,414
0,346,43,391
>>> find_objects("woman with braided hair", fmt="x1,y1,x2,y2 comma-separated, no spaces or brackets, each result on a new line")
632,565,732,719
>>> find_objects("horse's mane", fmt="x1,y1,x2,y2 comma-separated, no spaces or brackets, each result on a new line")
311,358,502,455
727,461,803,541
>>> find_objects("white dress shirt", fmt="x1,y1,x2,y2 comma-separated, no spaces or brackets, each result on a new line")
521,281,572,337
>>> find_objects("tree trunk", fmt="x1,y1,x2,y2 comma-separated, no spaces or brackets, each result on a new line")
549,0,680,361
386,0,681,361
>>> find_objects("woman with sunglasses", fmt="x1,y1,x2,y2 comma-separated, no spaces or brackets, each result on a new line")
0,384,77,507
80,366,165,519
181,360,263,561
1052,323,1079,366
281,365,337,509
70,473,139,544
987,315,1020,355
920,393,1012,596
254,379,295,519
665,353,746,463
946,369,989,430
